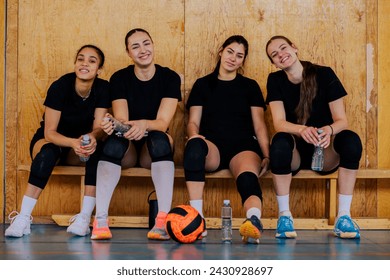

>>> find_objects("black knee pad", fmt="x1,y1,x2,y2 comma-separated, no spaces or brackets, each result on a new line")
84,141,104,186
236,171,263,204
183,137,208,182
100,135,129,165
334,130,362,170
146,131,173,162
270,132,294,175
28,143,61,189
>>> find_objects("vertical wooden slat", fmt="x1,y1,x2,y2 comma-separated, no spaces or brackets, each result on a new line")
5,0,19,218
329,179,337,225
0,0,5,222
377,0,390,217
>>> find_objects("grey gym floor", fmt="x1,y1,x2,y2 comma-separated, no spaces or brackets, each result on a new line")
1,224,390,260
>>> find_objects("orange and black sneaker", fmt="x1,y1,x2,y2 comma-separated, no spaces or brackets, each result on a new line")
239,215,263,244
91,218,112,240
147,212,170,240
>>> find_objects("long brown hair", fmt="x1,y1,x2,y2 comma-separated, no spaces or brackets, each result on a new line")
266,35,318,124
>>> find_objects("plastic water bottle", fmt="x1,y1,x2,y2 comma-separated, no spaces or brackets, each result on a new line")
311,129,324,171
104,117,148,137
221,199,232,243
105,117,131,137
79,134,90,162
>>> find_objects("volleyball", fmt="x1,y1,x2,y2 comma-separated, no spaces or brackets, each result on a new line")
165,205,205,243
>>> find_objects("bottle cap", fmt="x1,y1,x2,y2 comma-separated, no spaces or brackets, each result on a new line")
82,134,90,141
223,199,230,205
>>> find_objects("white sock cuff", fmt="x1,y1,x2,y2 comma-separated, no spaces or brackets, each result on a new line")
246,207,261,219
276,194,290,213
190,199,204,218
20,195,38,216
81,196,96,216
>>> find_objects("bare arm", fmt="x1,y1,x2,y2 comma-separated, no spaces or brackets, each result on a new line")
44,107,83,156
316,98,348,148
251,106,270,176
269,100,318,145
126,97,179,141
187,106,203,139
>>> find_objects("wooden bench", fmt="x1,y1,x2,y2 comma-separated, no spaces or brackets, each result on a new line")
17,165,390,230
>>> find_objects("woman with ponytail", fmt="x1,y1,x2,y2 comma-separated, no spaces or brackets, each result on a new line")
265,35,362,239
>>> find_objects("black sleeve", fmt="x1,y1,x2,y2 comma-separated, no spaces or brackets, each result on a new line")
163,68,182,101
186,78,205,109
265,72,282,104
94,79,111,108
43,78,67,111
247,78,266,110
320,67,348,103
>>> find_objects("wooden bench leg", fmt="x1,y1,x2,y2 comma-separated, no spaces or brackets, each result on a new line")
328,178,337,225
52,176,86,226
80,175,85,209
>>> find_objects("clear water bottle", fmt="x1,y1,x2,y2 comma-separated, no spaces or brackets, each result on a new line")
221,199,232,243
104,116,148,137
79,134,90,162
104,117,131,137
311,129,324,171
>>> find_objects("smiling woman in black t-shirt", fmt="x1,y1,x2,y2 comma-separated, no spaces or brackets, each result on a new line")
91,28,181,241
5,45,110,238
184,35,270,244
265,35,362,240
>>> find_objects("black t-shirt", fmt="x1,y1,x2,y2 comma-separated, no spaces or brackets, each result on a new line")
186,73,266,142
36,72,110,138
266,65,347,127
109,64,182,120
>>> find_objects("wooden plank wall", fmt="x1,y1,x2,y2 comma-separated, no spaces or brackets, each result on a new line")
0,0,5,223
4,0,389,222
378,0,390,217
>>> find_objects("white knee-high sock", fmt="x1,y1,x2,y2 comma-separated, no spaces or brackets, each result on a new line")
95,161,121,225
80,196,96,217
20,196,37,217
190,199,204,218
151,161,174,213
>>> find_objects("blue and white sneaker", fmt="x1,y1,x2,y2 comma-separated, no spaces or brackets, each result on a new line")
333,215,360,239
275,216,297,239
239,215,263,244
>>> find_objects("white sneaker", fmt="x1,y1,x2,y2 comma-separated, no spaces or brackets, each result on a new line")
5,211,33,237
66,213,91,236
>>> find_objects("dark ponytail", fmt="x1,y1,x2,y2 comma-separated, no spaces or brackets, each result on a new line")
296,61,318,124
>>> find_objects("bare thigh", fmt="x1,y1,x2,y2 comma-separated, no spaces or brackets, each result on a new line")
229,151,261,179
204,139,220,172
137,133,175,169
323,136,340,171
121,142,138,168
